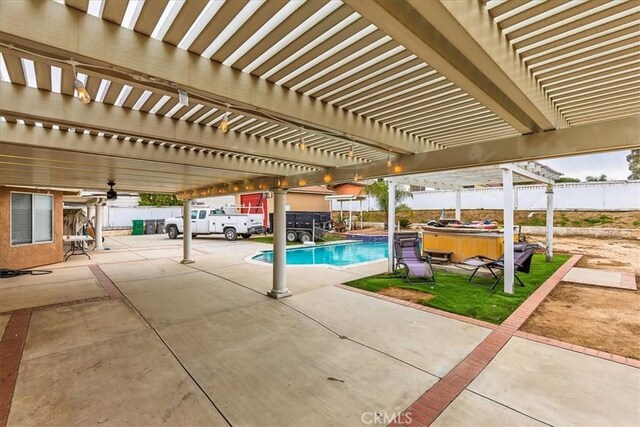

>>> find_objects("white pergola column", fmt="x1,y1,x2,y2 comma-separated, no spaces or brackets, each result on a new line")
87,204,95,224
546,184,554,262
387,180,396,273
94,202,104,250
502,168,515,294
268,189,291,299
181,199,194,264
454,190,462,221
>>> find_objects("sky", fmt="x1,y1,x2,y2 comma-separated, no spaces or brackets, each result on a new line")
539,149,633,181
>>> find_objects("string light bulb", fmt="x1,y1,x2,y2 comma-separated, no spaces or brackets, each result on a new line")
323,174,332,183
347,143,354,158
387,153,392,168
71,64,91,104
298,128,307,151
218,105,230,133
354,172,360,182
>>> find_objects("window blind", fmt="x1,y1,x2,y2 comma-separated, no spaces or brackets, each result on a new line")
34,195,53,242
11,193,32,245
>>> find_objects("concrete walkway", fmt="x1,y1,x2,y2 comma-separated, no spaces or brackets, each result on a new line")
1,235,638,426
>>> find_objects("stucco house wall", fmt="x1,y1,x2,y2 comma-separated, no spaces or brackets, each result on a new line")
0,186,64,269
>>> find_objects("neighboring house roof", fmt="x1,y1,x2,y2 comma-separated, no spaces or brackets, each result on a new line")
288,186,335,195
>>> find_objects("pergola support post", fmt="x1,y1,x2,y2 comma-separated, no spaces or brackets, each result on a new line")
181,199,194,264
94,202,104,250
268,189,291,299
546,184,554,262
454,190,462,221
387,180,396,274
502,167,515,294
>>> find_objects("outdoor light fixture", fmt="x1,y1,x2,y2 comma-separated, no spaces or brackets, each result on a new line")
73,79,91,104
347,143,354,158
218,105,230,133
387,153,392,168
354,172,360,181
106,180,117,200
71,64,91,104
298,127,307,151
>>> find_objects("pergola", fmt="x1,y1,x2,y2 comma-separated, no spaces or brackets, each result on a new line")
387,161,562,293
0,0,638,297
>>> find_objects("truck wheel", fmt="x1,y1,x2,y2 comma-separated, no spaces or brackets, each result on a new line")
224,228,237,241
299,232,312,243
286,231,297,242
241,233,251,239
167,226,178,239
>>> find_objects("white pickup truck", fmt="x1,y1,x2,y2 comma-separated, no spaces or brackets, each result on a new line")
164,205,265,241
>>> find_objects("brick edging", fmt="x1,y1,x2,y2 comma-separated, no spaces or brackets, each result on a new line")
334,284,498,330
0,310,32,427
88,265,124,299
389,254,582,426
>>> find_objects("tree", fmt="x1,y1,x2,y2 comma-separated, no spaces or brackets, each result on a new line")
556,176,581,183
138,193,182,207
585,174,608,182
627,149,640,180
363,180,412,224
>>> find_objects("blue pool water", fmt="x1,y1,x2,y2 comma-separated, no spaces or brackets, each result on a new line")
253,241,388,266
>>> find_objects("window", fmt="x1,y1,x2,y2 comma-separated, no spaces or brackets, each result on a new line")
11,193,53,245
191,210,198,219
198,210,206,219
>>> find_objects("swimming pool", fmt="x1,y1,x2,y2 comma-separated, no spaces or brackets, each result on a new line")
252,241,388,266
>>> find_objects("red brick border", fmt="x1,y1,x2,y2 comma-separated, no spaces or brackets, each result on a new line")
334,284,498,330
389,254,582,426
0,309,32,427
513,331,640,368
88,265,124,299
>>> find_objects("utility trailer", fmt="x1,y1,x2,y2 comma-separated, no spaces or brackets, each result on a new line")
164,204,265,241
268,211,333,243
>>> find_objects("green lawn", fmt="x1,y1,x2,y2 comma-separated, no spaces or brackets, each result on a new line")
344,254,570,324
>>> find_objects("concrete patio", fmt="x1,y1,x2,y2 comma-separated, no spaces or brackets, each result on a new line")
1,235,638,426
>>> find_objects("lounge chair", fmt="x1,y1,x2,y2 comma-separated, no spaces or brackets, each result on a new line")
394,237,436,284
456,243,538,290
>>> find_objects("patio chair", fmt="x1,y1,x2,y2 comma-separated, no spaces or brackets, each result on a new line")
394,237,436,284
456,243,538,290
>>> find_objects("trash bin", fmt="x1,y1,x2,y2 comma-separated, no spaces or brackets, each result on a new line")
132,219,144,235
155,219,165,234
144,220,155,235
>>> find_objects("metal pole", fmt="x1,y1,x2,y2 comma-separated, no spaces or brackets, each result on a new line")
387,180,396,274
268,189,291,298
454,190,462,221
546,184,554,262
181,199,194,264
94,202,104,250
502,167,514,294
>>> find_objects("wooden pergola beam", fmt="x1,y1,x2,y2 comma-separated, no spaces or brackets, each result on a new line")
177,115,640,198
0,0,426,155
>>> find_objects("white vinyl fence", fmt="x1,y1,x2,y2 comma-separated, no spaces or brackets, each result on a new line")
332,181,640,212
103,206,183,228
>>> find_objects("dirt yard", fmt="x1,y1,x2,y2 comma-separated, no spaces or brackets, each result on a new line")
522,236,639,359
378,287,434,304
354,209,640,229
522,282,640,359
